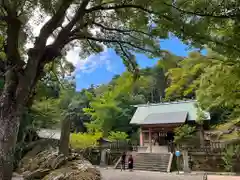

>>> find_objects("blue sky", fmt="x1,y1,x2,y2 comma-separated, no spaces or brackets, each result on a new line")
70,36,202,91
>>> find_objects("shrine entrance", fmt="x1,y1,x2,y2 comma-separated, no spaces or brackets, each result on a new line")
139,124,178,153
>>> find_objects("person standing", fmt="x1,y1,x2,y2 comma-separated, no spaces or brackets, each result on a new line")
128,154,134,171
120,151,126,171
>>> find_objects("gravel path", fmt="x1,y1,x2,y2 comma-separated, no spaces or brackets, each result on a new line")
100,168,203,180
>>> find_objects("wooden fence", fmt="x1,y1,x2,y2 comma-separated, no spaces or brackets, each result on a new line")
170,141,239,154
99,140,138,152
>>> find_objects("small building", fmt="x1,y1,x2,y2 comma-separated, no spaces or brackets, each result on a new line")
130,100,210,153
97,137,113,147
37,129,114,149
37,129,61,140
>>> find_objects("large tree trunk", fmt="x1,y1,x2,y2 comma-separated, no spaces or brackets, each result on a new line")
0,77,22,179
0,112,20,179
0,68,34,179
0,1,88,179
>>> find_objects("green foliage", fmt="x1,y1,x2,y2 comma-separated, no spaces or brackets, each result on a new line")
31,98,61,128
196,107,208,125
222,144,240,172
222,145,235,172
83,72,140,135
174,124,196,144
165,51,216,100
0,78,4,90
165,1,240,61
197,63,240,115
0,35,6,61
70,132,103,149
130,129,140,144
108,131,129,141
85,122,102,134
82,63,180,136
165,50,240,129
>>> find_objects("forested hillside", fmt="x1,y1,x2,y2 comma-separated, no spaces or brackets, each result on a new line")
19,50,239,143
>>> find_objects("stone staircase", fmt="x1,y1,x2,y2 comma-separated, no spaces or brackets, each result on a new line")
115,152,173,172
146,145,169,153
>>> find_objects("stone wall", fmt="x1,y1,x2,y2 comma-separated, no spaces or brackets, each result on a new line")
189,153,224,172
73,148,122,166
189,153,240,172
171,152,240,172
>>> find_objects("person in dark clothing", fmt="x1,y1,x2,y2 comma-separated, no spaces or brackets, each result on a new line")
128,154,133,171
120,152,126,171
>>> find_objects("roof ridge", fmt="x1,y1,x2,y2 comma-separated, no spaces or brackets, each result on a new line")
133,99,196,107
146,111,188,116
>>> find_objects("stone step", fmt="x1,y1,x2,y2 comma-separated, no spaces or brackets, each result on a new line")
117,165,168,169
134,154,170,158
146,146,169,153
117,162,169,167
118,166,168,172
115,153,171,172
136,153,170,155
133,165,168,168
133,166,168,171
132,159,170,163
133,157,169,160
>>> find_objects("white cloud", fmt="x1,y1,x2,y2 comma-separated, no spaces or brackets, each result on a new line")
25,9,110,74
67,46,113,74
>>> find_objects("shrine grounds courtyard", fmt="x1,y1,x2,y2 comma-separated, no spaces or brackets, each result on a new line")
12,168,240,180
100,168,240,180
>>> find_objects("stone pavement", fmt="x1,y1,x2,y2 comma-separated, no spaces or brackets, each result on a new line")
12,168,240,180
208,175,240,180
100,168,240,180
100,168,203,180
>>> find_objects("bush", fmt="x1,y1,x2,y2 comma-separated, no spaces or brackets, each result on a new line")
70,132,103,149
174,124,196,144
222,144,240,172
130,130,139,145
108,131,128,141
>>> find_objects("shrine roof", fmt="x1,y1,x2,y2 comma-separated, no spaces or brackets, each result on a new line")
130,100,210,125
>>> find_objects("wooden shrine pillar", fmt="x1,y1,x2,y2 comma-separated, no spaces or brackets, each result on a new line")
140,128,144,146
149,127,152,153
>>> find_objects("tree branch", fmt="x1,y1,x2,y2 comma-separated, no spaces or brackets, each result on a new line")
1,0,12,15
87,39,99,53
5,13,22,68
178,25,240,54
64,0,90,31
86,3,173,21
49,0,91,56
118,43,132,63
92,22,152,37
21,0,84,102
35,0,74,48
83,36,157,54
163,2,239,19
